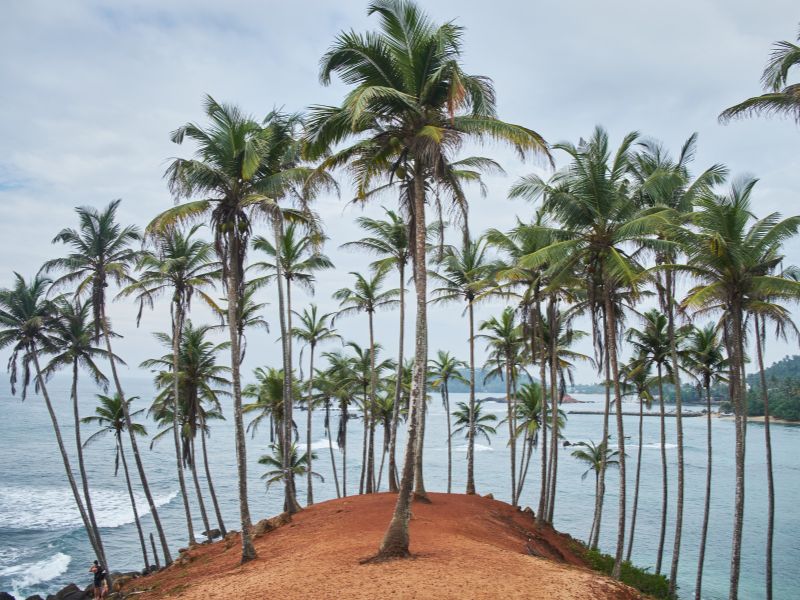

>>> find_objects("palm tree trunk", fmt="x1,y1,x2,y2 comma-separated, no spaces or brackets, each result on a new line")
755,314,774,600
307,344,316,505
667,274,685,598
117,432,150,569
602,291,626,580
189,437,212,541
443,385,452,494
71,360,108,568
695,380,713,600
591,346,610,550
377,167,427,558
199,421,226,536
466,302,477,495
342,415,348,497
728,306,747,600
100,315,172,564
538,352,548,525
225,228,255,562
654,364,668,573
325,401,341,498
366,312,378,493
626,397,644,562
388,262,405,493
360,395,368,494
547,301,559,522
171,303,196,544
505,363,517,507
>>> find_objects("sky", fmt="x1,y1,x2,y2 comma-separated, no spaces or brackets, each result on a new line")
0,0,798,386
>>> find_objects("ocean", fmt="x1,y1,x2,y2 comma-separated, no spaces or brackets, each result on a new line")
1,374,798,599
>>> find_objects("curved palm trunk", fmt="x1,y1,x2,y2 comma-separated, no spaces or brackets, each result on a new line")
325,401,341,498
377,168,427,558
306,344,316,505
655,366,668,575
366,312,378,493
388,262,405,493
171,304,196,544
626,397,644,562
505,363,517,507
538,354,548,524
755,314,774,600
443,384,452,494
100,316,172,564
199,421,226,536
547,302,559,522
517,433,533,500
466,302,477,495
117,431,150,569
225,229,255,562
694,380,713,600
728,306,747,600
667,275,685,598
189,437,212,541
71,360,108,568
590,348,610,550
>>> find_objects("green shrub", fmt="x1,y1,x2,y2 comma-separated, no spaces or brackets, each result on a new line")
585,548,671,599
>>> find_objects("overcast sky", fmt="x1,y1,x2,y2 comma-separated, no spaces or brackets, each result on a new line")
1,0,798,386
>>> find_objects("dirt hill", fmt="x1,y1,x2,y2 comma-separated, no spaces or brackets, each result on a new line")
122,492,643,599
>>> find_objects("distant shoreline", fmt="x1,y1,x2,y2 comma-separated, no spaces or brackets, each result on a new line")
716,414,799,426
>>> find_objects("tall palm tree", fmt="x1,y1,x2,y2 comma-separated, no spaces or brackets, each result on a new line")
341,209,410,492
720,23,800,124
509,382,544,501
428,351,468,493
153,101,329,558
83,394,150,569
120,224,220,545
451,400,497,445
292,304,340,504
306,0,550,558
42,200,173,564
333,269,400,493
243,367,296,445
682,324,728,600
321,350,357,496
429,237,493,495
674,177,800,599
0,274,106,567
41,297,116,568
570,440,620,542
259,440,323,494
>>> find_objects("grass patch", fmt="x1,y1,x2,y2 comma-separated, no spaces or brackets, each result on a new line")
585,548,671,599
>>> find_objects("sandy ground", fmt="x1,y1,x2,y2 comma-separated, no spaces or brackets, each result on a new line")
125,492,643,600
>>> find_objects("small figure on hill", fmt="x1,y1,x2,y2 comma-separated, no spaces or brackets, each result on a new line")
89,560,108,599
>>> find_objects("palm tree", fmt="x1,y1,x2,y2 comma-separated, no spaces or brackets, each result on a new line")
509,382,543,501
451,400,497,445
0,274,106,567
321,350,357,496
41,297,116,567
259,440,323,496
42,200,172,564
215,279,270,364
720,23,800,124
333,269,400,493
312,369,343,498
428,351,468,493
292,304,340,504
120,224,219,545
570,440,620,542
674,177,800,599
83,394,150,568
682,324,727,600
429,237,493,495
306,0,550,559
243,367,295,444
341,209,410,492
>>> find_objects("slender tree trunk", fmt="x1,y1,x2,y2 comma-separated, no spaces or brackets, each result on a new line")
728,305,747,600
466,302,477,495
755,314,774,600
100,315,172,564
306,344,316,505
443,385,452,494
504,363,517,506
171,302,196,544
547,301,559,522
591,347,611,550
656,366,668,575
695,381,713,600
189,437,212,541
538,344,548,524
667,274,685,599
117,432,150,569
325,401,341,498
225,229,255,562
342,415,348,497
71,361,108,568
626,397,644,562
377,167,427,557
366,312,377,493
360,395,368,495
199,420,226,536
388,262,405,493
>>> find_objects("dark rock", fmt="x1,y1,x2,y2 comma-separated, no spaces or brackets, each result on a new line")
202,528,221,540
253,512,291,537
483,493,494,500
562,440,571,447
0,591,16,600
26,595,45,600
522,506,535,517
45,584,89,600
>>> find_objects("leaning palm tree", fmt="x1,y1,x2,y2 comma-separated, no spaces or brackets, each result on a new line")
428,351,468,493
306,0,551,559
571,440,620,543
83,394,150,569
41,200,173,564
333,269,400,494
429,237,494,495
292,304,340,504
341,209,410,492
720,23,800,124
120,224,220,545
0,274,106,567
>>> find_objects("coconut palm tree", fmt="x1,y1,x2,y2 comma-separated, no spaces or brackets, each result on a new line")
428,351,468,493
41,297,117,567
451,400,497,445
341,209,410,492
259,440,323,495
720,23,800,124
306,0,551,558
509,382,544,501
41,200,172,564
312,369,343,498
82,393,150,569
120,224,220,545
570,440,620,542
321,349,358,496
292,304,340,504
243,367,296,445
682,323,728,600
333,269,400,493
429,237,494,495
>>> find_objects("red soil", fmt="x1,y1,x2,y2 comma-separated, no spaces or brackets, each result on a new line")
124,492,642,599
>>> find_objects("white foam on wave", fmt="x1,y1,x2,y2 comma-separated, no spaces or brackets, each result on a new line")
0,552,71,596
299,438,337,451
640,443,678,450
453,443,494,453
0,487,178,530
